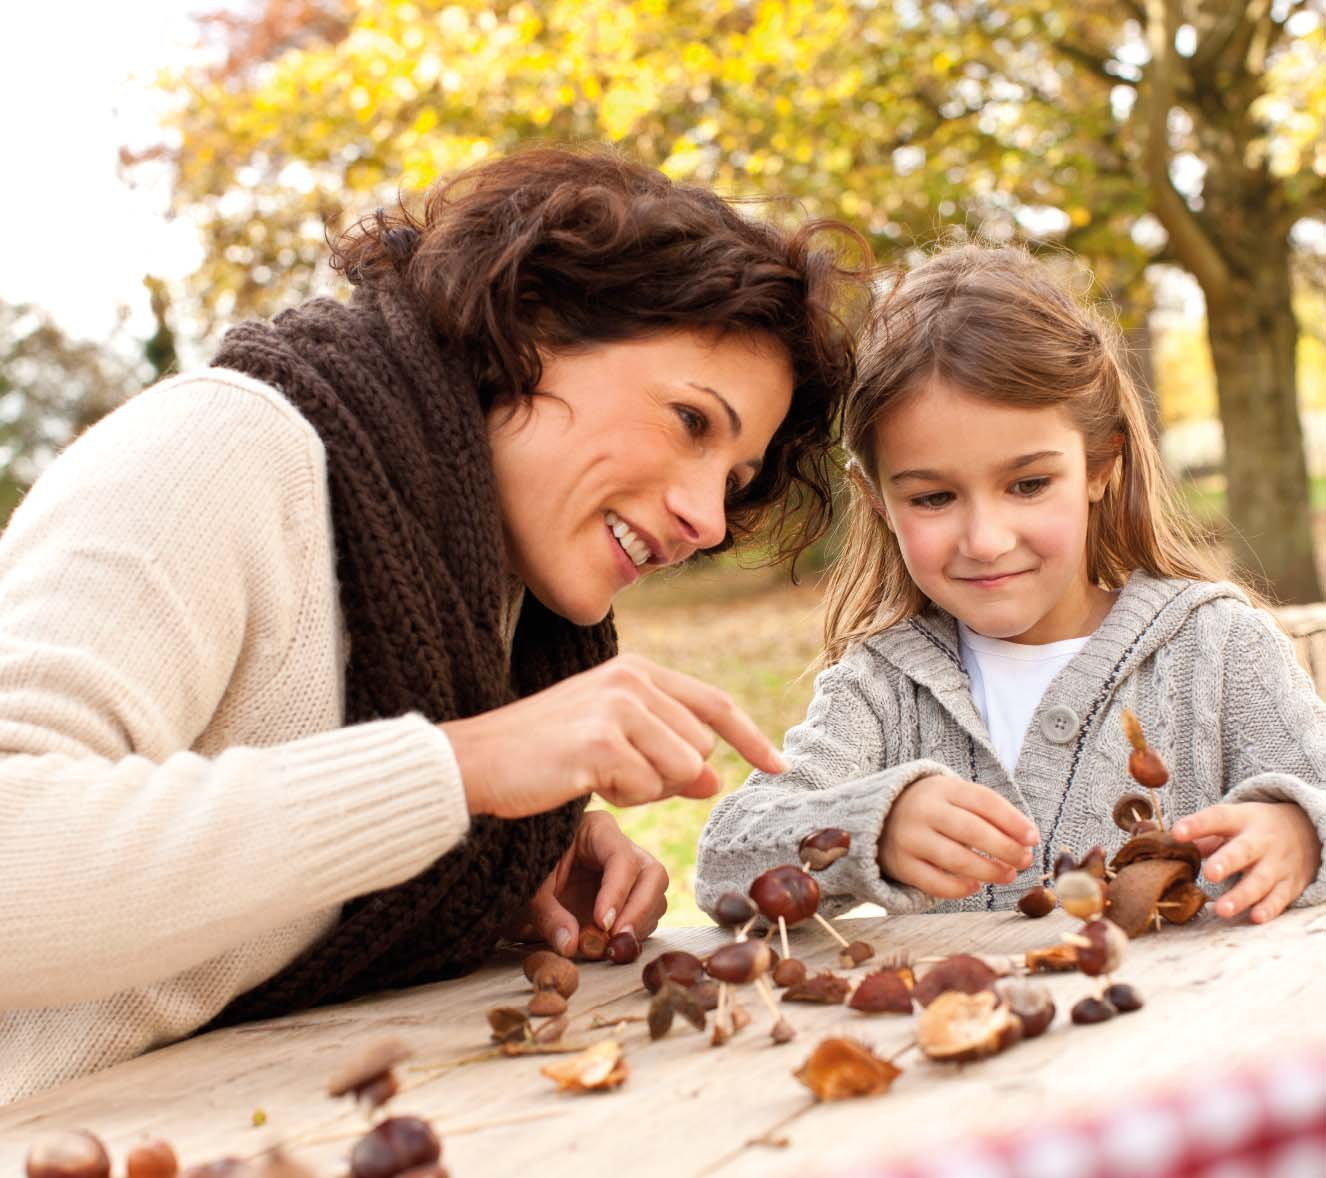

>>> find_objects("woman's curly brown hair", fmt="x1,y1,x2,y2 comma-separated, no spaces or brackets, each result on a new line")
330,145,872,563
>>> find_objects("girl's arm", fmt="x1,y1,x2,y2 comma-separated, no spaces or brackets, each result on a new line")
0,376,469,1008
694,653,949,918
1176,600,1326,916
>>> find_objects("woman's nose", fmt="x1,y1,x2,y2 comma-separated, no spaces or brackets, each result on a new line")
665,476,729,554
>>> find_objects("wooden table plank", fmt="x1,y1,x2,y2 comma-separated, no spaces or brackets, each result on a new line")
3,907,1324,1177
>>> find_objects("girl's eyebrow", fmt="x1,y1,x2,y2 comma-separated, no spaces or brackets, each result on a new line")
888,450,1064,485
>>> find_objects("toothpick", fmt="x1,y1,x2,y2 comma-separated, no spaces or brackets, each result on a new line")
778,914,791,959
752,973,785,1023
812,911,851,949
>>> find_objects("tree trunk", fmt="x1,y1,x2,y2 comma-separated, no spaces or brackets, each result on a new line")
1205,241,1321,602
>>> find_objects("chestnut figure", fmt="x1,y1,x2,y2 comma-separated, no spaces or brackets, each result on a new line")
126,1141,179,1178
606,929,641,965
528,989,567,1017
704,939,773,984
642,951,704,994
749,865,821,925
1056,870,1107,920
711,891,758,928
1079,846,1107,881
799,828,851,871
1122,708,1170,790
26,1132,111,1178
350,1117,441,1178
1073,919,1127,977
1052,849,1077,879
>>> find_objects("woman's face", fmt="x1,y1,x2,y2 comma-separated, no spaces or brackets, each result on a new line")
487,330,794,624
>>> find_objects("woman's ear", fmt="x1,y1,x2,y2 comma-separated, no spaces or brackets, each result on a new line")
846,458,894,531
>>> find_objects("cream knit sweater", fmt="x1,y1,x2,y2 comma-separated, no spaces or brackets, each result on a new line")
0,370,472,1103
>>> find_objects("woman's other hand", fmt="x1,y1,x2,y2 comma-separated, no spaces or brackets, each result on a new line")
877,773,1039,898
444,653,786,818
518,810,669,955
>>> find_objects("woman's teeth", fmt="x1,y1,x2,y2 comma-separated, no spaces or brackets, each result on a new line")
605,511,651,567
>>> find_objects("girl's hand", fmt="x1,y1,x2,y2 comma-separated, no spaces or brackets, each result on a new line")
877,773,1039,898
1172,802,1322,923
520,810,669,955
444,654,786,818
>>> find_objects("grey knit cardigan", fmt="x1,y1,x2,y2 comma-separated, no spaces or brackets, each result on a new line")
695,573,1326,917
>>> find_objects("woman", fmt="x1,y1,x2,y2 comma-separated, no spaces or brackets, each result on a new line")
0,147,866,1101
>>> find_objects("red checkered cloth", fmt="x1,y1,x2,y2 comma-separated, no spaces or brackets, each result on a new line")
840,1049,1326,1178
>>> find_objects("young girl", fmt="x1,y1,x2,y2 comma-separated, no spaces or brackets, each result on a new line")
696,243,1325,924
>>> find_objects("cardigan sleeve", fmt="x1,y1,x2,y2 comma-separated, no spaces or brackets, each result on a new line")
694,651,947,918
1218,600,1326,907
0,374,470,1008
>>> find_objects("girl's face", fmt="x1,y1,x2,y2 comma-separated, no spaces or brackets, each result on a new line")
487,330,793,625
870,380,1116,644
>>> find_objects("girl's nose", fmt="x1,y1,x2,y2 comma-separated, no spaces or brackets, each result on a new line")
665,476,729,554
959,505,1016,562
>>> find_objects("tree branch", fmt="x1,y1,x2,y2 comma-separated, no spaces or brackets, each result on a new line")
1141,0,1232,305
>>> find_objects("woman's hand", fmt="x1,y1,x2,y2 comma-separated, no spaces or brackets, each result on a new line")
877,773,1039,898
443,653,786,818
517,810,669,955
1173,802,1322,924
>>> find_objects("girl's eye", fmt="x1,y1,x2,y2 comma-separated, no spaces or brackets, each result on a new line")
910,491,953,510
1011,477,1050,497
675,405,709,437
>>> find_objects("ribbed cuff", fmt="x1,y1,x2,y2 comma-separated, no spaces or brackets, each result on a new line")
276,713,470,912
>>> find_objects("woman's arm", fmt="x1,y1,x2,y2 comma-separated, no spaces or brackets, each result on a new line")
0,375,470,1007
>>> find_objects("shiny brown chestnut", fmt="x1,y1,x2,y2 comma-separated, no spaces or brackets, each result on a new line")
126,1141,179,1178
799,828,851,870
349,1117,441,1178
749,865,820,925
1071,996,1116,1025
1017,885,1057,918
704,939,772,984
711,891,758,928
26,1132,111,1178
606,929,641,965
642,951,704,993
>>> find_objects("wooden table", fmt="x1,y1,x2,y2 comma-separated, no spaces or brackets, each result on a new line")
4,906,1325,1177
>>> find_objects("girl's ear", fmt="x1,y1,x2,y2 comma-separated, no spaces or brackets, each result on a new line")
846,458,894,531
1086,433,1124,504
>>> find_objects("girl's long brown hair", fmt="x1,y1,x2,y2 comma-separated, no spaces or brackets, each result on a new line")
822,242,1241,666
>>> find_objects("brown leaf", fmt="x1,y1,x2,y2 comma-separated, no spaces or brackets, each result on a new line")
540,1040,629,1092
794,1037,902,1101
783,972,850,1004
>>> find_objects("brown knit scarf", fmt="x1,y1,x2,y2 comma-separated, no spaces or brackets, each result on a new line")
203,272,617,1025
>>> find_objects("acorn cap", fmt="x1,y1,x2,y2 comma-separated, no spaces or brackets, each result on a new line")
1112,793,1156,833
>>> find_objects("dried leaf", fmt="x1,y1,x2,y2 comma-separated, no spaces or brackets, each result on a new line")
783,972,850,1004
1024,943,1079,973
794,1037,901,1101
540,1040,629,1092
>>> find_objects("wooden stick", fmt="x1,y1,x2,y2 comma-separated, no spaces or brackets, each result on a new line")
752,974,784,1023
778,915,790,959
812,911,851,949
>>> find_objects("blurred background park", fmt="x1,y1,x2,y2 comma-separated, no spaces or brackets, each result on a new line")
2,0,1324,922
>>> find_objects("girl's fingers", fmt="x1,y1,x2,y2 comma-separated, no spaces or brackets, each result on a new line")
919,832,1018,885
1214,863,1276,919
1250,879,1296,924
1205,834,1262,884
1172,805,1243,843
950,781,1039,847
902,857,981,899
1192,835,1227,858
933,806,1033,872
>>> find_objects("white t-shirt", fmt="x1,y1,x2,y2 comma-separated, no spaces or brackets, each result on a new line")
958,622,1091,775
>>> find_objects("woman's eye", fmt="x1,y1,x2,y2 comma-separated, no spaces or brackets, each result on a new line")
911,491,953,510
1012,477,1050,497
675,405,709,437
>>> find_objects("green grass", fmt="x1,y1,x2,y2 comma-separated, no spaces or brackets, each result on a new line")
601,567,827,925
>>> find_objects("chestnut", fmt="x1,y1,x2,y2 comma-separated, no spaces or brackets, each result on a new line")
577,925,609,960
704,939,772,984
1071,996,1116,1025
26,1132,111,1178
749,865,820,925
711,891,757,928
838,940,875,968
1104,982,1144,1012
995,978,1055,1039
771,957,808,988
528,989,567,1017
126,1141,179,1178
1017,885,1057,918
529,955,579,998
349,1117,441,1178
1074,919,1127,977
641,951,704,994
606,929,641,965
1129,748,1169,789
799,828,851,870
